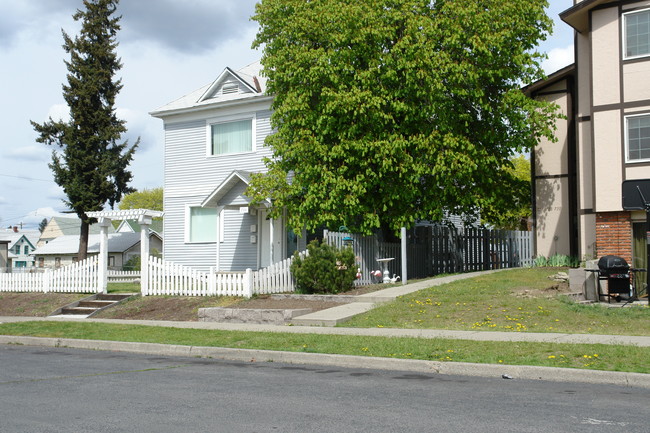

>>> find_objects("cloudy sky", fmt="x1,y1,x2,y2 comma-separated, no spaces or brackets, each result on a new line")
0,0,574,230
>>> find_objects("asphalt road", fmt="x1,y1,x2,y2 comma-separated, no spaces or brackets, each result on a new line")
1,345,648,433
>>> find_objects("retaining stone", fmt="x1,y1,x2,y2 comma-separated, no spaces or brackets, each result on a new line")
198,307,313,325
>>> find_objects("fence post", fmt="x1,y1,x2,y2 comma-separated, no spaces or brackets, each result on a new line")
43,270,50,294
401,226,407,285
243,268,253,298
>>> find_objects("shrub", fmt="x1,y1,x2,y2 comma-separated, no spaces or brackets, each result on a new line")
123,255,141,271
534,254,580,268
291,240,357,294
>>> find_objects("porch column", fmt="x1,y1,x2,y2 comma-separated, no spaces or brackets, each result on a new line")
98,217,111,294
269,217,275,265
138,215,152,296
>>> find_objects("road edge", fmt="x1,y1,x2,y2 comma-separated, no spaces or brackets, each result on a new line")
2,335,649,389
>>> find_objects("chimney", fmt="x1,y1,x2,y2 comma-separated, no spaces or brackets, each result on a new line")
13,226,18,233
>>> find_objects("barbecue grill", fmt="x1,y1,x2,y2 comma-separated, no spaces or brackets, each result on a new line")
596,255,632,302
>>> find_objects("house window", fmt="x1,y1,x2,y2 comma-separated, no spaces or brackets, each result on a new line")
626,113,650,162
55,257,61,268
38,257,44,268
625,8,650,59
23,245,29,255
187,206,218,243
109,256,115,267
210,118,253,155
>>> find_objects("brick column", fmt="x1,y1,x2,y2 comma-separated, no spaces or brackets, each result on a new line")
595,211,632,262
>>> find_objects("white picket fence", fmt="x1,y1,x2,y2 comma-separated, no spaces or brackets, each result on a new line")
107,270,140,283
145,255,297,297
0,256,100,293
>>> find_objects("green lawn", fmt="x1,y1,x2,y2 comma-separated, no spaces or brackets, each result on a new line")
344,268,650,336
1,321,649,373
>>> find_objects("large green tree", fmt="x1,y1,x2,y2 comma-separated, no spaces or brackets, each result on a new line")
32,0,137,259
249,0,559,235
118,187,163,212
481,155,532,231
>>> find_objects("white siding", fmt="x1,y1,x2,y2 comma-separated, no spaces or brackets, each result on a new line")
162,107,275,271
220,210,259,270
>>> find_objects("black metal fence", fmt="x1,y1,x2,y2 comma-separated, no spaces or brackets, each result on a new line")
324,225,533,284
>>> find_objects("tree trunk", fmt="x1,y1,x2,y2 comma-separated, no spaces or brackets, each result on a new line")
78,219,90,260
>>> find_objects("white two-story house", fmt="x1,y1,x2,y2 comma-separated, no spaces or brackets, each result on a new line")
151,62,299,272
527,0,650,271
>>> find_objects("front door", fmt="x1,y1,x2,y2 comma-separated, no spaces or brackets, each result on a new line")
259,209,284,268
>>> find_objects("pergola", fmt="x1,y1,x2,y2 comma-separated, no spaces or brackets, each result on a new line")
85,209,164,294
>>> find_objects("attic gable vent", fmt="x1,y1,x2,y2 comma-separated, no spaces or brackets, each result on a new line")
221,83,239,95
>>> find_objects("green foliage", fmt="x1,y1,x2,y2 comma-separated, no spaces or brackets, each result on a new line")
118,187,163,212
534,254,581,268
481,155,532,230
123,255,141,271
38,218,48,233
291,240,357,294
31,0,137,258
249,0,560,235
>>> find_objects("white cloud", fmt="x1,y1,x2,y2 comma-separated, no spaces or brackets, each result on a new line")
5,144,48,162
542,44,574,75
46,104,70,122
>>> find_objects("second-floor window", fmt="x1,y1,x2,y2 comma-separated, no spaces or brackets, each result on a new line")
625,8,650,59
24,245,29,255
626,113,650,162
210,118,253,155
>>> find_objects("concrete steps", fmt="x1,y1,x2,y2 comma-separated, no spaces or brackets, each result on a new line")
50,293,134,319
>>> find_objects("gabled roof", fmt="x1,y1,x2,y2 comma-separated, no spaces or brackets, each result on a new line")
116,219,164,236
0,231,40,249
201,170,268,208
32,232,161,256
522,63,576,97
560,0,616,33
42,217,114,238
197,67,259,103
150,61,271,117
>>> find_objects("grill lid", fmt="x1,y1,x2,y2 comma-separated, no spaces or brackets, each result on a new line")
597,255,629,271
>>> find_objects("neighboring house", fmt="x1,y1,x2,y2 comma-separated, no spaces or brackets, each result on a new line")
38,216,115,247
116,218,163,237
151,61,298,272
1,229,40,268
32,232,163,270
526,0,650,271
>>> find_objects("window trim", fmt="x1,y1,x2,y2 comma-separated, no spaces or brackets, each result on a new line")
623,7,650,60
625,112,650,163
206,113,256,157
185,204,219,244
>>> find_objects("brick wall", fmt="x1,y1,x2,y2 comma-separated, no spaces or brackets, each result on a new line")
595,211,632,262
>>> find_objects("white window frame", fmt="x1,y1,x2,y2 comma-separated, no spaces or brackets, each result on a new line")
206,113,256,157
623,8,650,60
185,205,219,244
625,112,650,163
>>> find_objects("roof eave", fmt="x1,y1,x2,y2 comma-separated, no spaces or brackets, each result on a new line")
560,0,612,33
150,94,274,119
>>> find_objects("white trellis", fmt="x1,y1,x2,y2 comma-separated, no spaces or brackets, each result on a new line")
85,209,164,294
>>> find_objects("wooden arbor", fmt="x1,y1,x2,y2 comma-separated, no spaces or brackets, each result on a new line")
85,209,164,294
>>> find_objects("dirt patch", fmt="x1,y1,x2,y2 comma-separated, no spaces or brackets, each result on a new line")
0,293,86,317
513,281,571,299
0,284,388,321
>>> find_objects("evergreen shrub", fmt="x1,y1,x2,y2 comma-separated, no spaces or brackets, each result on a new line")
291,240,357,294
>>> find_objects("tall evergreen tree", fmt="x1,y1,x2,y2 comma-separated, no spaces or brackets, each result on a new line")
32,0,137,259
